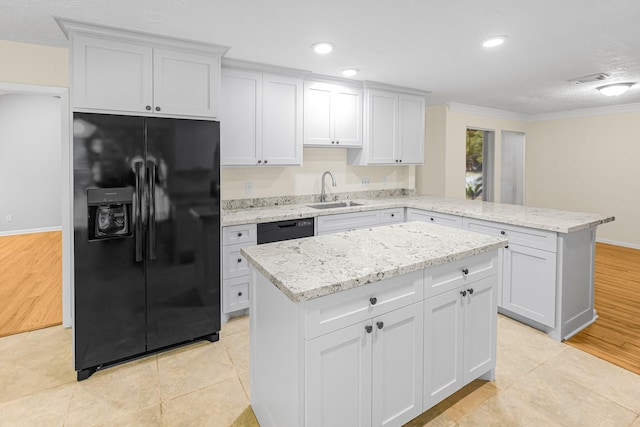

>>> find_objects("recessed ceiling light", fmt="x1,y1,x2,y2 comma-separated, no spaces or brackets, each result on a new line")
597,83,635,96
482,36,507,48
312,42,334,54
341,68,359,77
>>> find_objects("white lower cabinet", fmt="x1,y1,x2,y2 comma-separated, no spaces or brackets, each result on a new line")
502,243,557,327
423,276,496,409
306,302,423,427
406,208,463,228
221,224,257,314
316,208,405,235
250,253,498,427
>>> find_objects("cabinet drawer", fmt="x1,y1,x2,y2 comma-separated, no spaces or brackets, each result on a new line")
223,276,250,313
424,252,498,298
379,208,405,225
462,218,557,252
222,223,257,245
406,208,463,228
222,243,253,279
316,210,380,235
304,270,423,339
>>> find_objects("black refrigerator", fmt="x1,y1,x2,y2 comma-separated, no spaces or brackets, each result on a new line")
72,113,221,380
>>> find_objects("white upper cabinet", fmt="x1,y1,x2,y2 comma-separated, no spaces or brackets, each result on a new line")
348,84,426,165
221,63,303,166
304,80,362,147
58,18,228,118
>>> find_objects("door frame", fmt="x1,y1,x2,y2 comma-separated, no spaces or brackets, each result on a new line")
0,82,72,327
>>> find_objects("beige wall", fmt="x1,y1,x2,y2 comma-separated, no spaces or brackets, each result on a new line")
419,104,638,247
222,147,414,200
0,40,68,87
526,112,639,246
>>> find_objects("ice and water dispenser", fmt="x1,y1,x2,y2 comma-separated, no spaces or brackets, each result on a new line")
87,187,133,240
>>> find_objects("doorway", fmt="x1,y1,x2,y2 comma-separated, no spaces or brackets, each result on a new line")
0,84,70,335
500,131,525,205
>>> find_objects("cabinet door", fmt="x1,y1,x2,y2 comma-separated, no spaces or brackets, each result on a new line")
222,276,250,313
72,35,153,112
502,244,557,327
153,49,219,118
262,74,303,165
423,288,464,409
334,86,362,147
462,276,497,384
372,303,423,427
305,320,372,427
367,89,397,164
220,69,262,165
304,82,333,146
397,93,425,164
316,210,381,235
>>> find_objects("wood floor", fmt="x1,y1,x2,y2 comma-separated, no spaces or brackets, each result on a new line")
566,242,640,375
0,231,62,337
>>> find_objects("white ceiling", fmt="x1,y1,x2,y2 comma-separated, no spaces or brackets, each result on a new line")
1,0,640,115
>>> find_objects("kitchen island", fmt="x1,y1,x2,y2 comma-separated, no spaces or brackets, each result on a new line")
242,221,507,427
224,194,614,341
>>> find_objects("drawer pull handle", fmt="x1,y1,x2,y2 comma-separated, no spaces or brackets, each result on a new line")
460,290,467,297
365,325,373,333
468,288,474,295
462,268,469,276
237,258,242,263
238,291,243,297
369,297,377,305
391,214,395,217
500,230,506,235
237,232,243,237
376,321,384,330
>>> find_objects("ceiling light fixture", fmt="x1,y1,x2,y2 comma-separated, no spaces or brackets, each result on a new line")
596,82,634,96
312,42,334,54
341,68,359,77
482,35,507,48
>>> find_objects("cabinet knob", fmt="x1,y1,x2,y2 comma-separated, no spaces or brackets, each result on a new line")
145,105,151,111
155,106,161,112
331,141,335,144
460,290,467,297
264,160,268,164
257,160,262,164
237,258,242,263
369,297,377,305
238,291,243,297
395,159,399,163
376,321,384,330
462,268,469,276
399,159,402,163
468,288,474,295
237,232,243,237
500,230,506,235
336,141,340,144
505,245,509,249
365,325,373,333
430,217,434,221
391,214,395,217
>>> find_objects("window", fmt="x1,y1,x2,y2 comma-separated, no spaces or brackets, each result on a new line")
465,128,494,201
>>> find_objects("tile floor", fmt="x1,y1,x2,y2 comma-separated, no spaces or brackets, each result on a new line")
1,314,640,426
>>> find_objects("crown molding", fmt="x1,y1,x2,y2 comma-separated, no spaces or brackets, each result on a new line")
222,58,310,77
365,81,430,96
446,101,640,122
528,102,640,121
446,102,529,121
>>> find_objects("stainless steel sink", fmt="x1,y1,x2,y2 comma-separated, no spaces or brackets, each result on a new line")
307,201,363,209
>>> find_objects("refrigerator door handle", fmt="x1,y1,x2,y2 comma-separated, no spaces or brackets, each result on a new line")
134,161,144,263
148,161,157,261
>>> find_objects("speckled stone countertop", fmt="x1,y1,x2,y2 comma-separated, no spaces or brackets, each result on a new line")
242,221,508,303
222,195,614,234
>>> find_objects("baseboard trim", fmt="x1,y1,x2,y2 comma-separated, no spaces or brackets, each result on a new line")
0,226,62,237
596,238,640,250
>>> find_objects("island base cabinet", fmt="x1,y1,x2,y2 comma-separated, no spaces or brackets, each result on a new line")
501,244,556,328
423,276,496,409
305,302,424,427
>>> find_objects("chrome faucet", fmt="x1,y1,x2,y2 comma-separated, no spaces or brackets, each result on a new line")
320,171,336,202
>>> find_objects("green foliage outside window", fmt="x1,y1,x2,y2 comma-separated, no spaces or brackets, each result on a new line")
466,129,483,172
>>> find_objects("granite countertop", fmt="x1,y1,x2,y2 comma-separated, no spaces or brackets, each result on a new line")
241,221,508,303
222,195,615,234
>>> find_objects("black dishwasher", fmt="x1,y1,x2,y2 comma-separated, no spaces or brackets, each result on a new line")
257,218,315,244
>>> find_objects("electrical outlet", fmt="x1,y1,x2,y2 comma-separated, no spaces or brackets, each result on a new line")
245,182,253,194
5,214,12,222
361,177,370,185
